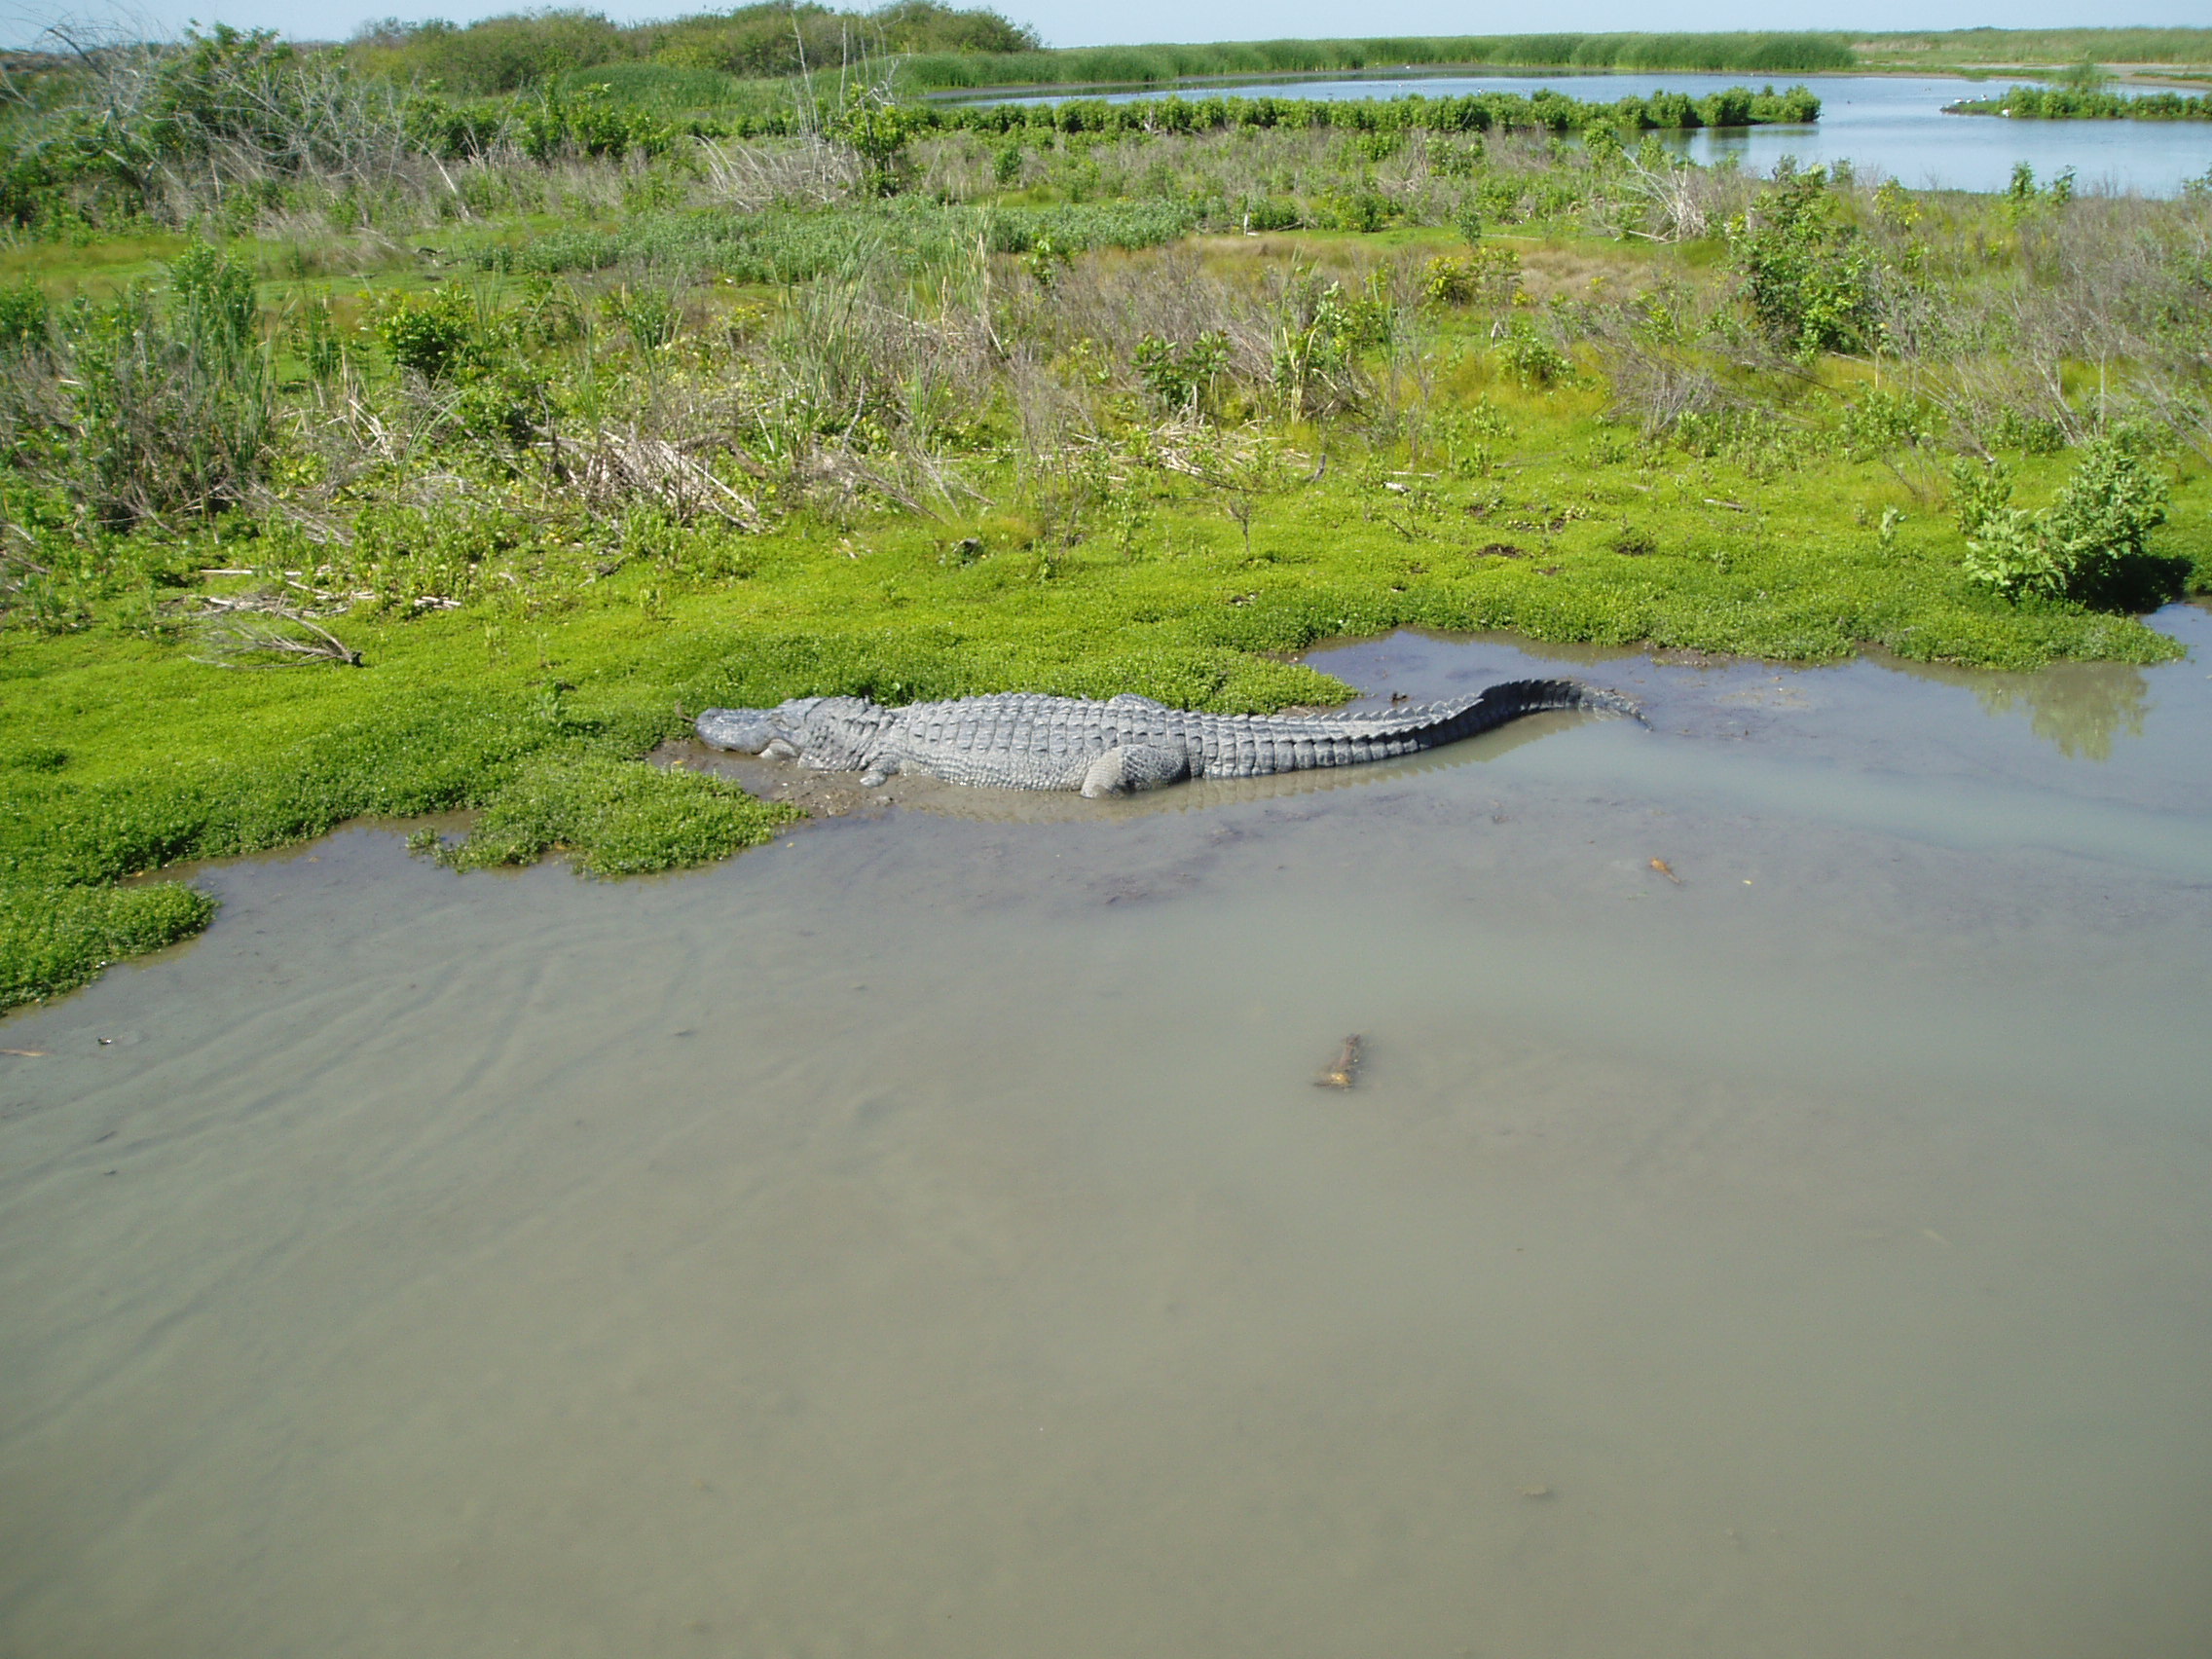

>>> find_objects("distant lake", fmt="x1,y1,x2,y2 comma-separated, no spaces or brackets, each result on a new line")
978,72,2212,198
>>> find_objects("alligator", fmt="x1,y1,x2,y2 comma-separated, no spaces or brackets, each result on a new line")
694,679,1640,797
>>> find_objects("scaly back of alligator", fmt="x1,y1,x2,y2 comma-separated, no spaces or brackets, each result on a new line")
696,680,1640,793
878,680,1636,785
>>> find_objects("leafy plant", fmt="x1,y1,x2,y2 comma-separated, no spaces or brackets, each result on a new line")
1726,166,1873,356
0,279,51,352
1021,233,1069,289
1316,188,1394,233
521,84,673,164
1434,140,1485,181
1497,318,1571,387
1957,441,2173,605
375,287,485,381
0,880,216,1010
601,284,682,353
1838,388,1931,461
835,95,917,196
1133,332,1231,414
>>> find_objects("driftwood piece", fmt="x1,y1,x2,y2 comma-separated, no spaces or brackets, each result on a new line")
1315,1033,1364,1090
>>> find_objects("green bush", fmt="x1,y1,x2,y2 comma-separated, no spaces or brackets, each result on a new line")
375,287,487,381
521,84,675,163
1420,256,1477,306
0,278,50,351
1958,441,2176,605
835,95,918,196
1497,319,1571,387
1133,332,1232,413
1727,166,1874,356
1313,189,1394,233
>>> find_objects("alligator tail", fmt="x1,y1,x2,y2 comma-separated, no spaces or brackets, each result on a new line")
1441,678,1643,737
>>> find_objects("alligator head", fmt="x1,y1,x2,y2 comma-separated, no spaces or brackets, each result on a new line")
695,698,825,759
696,696,895,767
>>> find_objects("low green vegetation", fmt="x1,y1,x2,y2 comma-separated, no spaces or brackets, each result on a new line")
1853,28,2212,76
2,18,2210,1014
893,32,1854,93
331,18,2212,97
335,16,1858,97
1948,85,2212,121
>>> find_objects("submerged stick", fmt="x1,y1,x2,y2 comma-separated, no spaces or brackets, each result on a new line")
1316,1033,1364,1090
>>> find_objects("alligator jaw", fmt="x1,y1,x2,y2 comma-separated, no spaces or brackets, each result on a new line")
695,709,783,754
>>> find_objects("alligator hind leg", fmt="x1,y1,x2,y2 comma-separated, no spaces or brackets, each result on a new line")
1081,744,1191,798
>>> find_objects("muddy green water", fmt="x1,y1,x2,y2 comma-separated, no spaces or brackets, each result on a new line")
5,610,2211,1658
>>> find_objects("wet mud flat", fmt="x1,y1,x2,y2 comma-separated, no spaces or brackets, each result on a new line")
4,611,2210,1658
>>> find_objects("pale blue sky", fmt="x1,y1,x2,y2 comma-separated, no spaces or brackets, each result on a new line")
6,0,2206,54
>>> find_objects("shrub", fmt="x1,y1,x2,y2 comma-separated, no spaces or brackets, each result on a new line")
0,278,50,351
1421,256,1476,306
601,284,682,353
1433,140,1485,180
1727,166,1873,356
1316,189,1394,233
376,287,485,381
1957,441,2173,605
521,84,674,163
1133,332,1231,413
1497,318,1571,387
1988,407,2066,456
835,95,917,196
1838,387,1931,461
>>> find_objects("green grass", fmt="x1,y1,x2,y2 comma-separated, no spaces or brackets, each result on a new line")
1855,28,2212,73
461,199,1202,279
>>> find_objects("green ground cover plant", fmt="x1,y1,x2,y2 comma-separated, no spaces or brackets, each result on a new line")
1947,86,2212,121
3,24,2210,1013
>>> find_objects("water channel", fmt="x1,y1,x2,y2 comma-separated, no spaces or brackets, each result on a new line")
983,72,2212,196
3,608,2209,1656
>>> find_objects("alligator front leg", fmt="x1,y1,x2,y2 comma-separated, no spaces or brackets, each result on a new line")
1081,743,1192,798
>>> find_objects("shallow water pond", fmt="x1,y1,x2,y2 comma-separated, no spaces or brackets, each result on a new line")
4,609,2210,1658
